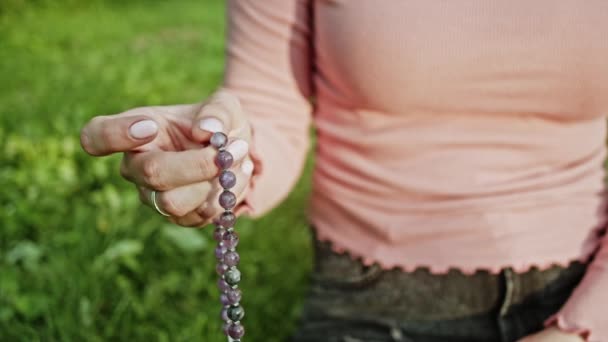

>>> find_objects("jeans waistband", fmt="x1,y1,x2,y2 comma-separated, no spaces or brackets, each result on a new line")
309,229,589,321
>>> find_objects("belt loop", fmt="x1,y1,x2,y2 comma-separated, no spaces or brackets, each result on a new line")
499,267,516,317
389,325,405,341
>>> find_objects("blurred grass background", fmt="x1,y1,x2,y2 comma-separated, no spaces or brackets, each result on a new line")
0,1,314,341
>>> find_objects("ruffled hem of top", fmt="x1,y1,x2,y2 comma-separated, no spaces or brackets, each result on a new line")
233,122,263,218
313,227,597,276
544,314,592,342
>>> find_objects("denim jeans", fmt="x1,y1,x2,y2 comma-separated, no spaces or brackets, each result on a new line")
290,227,589,342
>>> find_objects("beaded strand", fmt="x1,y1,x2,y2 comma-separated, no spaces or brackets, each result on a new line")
211,132,245,341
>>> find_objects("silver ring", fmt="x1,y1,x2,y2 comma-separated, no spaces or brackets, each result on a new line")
150,190,170,217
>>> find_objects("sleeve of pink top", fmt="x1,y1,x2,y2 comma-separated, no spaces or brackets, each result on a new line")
544,233,608,341
221,0,313,218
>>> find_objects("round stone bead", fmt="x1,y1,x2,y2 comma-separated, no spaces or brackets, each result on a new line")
219,211,236,228
227,288,242,305
225,268,241,286
220,293,231,306
222,231,239,249
223,251,240,267
216,263,229,276
218,279,231,293
219,170,237,189
221,306,230,321
213,227,227,242
215,245,228,260
210,132,228,149
216,150,234,169
218,279,231,292
219,190,237,210
228,323,245,339
228,305,245,322
222,322,231,336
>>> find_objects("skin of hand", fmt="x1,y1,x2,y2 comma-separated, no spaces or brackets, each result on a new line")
518,327,585,342
80,90,255,227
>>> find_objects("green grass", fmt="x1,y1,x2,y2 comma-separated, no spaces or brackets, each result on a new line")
0,1,314,341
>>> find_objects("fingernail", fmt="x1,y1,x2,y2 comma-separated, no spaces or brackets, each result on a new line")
241,159,254,175
199,117,223,133
129,120,158,139
226,139,249,161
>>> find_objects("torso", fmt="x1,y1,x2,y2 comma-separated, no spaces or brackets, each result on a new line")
309,0,608,273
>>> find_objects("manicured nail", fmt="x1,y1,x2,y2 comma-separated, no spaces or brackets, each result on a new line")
226,139,249,161
241,159,254,175
199,117,223,133
129,120,158,139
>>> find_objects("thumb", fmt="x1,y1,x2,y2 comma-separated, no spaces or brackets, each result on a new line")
192,90,243,143
80,114,159,156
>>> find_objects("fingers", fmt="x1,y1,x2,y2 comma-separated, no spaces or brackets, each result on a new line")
192,90,248,143
122,138,250,191
142,156,255,228
81,115,159,156
138,182,212,217
168,211,212,228
126,148,218,191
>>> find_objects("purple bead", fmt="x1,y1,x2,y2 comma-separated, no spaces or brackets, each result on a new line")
213,227,227,242
222,322,231,336
220,293,231,305
216,263,229,275
219,190,237,210
228,323,245,339
219,211,236,228
210,132,227,148
215,245,227,260
222,231,239,249
219,170,237,189
223,251,240,267
227,288,242,305
218,279,231,292
216,150,234,169
221,306,230,321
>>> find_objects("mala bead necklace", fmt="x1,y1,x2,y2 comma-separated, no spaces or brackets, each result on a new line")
210,131,246,341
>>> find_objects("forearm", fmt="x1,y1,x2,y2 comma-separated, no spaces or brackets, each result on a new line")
222,0,313,217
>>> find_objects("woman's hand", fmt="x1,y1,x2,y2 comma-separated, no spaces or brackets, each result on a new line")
80,90,254,227
518,327,585,342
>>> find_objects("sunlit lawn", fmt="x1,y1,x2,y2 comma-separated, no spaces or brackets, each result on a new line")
0,1,313,341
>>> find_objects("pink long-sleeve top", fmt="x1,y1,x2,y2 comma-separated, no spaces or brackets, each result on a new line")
223,1,608,340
